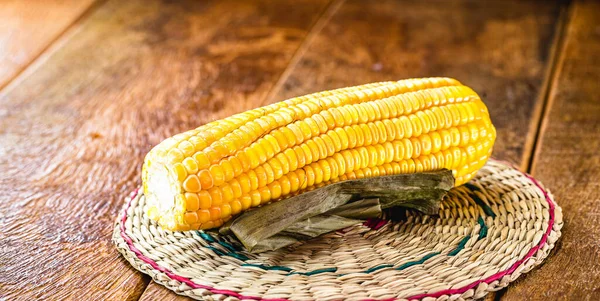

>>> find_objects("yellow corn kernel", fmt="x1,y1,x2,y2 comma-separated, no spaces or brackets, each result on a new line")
229,179,243,198
250,191,261,207
198,210,211,223
231,200,242,215
240,195,252,210
193,152,211,170
170,163,187,182
198,191,212,209
208,187,222,206
198,169,213,190
209,207,221,220
221,184,234,203
184,192,200,212
184,212,198,224
220,160,235,183
221,204,232,219
183,175,200,192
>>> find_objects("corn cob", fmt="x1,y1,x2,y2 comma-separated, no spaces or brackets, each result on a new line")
143,78,496,231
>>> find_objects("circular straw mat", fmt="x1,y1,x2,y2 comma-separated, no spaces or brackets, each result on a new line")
113,160,563,301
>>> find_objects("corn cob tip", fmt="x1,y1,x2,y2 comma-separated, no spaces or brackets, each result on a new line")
143,159,179,230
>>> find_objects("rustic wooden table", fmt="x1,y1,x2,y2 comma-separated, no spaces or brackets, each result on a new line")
1,0,598,300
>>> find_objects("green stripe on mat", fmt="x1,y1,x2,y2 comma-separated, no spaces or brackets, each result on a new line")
290,267,338,276
242,263,293,272
227,252,250,261
396,252,440,270
464,183,496,218
197,231,216,242
243,264,337,275
217,240,239,252
206,246,225,256
448,236,471,256
197,213,487,276
364,264,394,273
243,254,444,276
198,232,249,261
478,216,488,240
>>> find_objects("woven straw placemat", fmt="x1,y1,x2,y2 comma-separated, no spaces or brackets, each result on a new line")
113,160,563,301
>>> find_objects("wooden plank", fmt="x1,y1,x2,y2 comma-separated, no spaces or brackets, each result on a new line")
136,1,337,299
0,0,97,89
502,0,600,299
269,0,564,169
0,0,330,300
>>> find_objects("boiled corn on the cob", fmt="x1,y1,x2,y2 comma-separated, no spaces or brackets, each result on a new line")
143,78,496,231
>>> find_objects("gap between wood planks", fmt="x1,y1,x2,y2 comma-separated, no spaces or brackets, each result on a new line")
523,0,573,174
0,0,107,93
262,0,345,105
502,0,600,297
490,1,573,300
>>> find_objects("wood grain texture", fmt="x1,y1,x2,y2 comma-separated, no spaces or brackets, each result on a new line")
502,0,600,299
0,0,330,299
270,0,564,169
0,0,97,89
